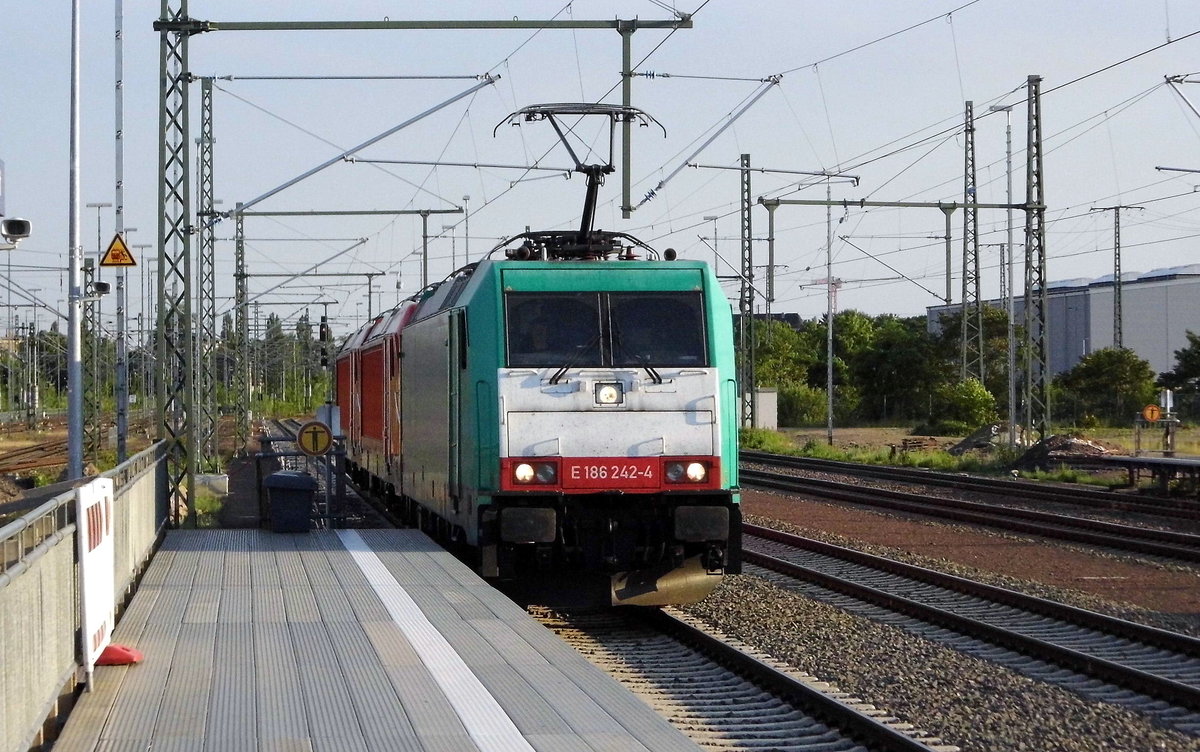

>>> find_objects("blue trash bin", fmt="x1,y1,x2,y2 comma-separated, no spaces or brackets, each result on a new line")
264,471,317,533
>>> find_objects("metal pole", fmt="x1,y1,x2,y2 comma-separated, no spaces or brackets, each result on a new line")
67,0,84,479
989,104,1017,447
739,154,755,428
765,203,776,321
826,183,834,446
941,206,954,304
703,215,719,272
1114,210,1122,349
86,202,110,463
421,211,430,287
620,22,633,218
115,0,128,461
443,224,455,272
462,195,470,260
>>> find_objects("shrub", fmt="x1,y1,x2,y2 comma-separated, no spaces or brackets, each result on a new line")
739,428,796,454
778,382,825,426
911,419,972,436
931,378,997,427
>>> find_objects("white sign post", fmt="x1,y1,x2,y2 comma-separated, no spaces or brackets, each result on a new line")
76,477,115,688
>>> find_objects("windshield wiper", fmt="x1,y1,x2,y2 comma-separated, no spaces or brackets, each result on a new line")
611,325,663,384
549,332,602,385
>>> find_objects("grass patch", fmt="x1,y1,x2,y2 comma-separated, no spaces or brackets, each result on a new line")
192,489,223,528
742,428,1024,477
739,427,798,454
1014,466,1128,488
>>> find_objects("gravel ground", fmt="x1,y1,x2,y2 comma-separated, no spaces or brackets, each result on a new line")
685,572,1198,752
740,493,1200,634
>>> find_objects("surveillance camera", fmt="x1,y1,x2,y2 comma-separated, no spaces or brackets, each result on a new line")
1,218,31,241
92,280,112,295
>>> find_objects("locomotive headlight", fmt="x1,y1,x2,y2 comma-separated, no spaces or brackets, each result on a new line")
512,461,558,485
594,381,624,405
534,462,558,484
665,460,709,484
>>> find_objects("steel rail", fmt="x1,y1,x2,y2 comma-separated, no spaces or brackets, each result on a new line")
740,467,1200,563
742,449,1200,520
640,608,942,751
743,523,1200,712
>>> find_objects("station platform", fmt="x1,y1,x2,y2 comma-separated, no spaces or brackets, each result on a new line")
1095,453,1200,494
53,528,699,752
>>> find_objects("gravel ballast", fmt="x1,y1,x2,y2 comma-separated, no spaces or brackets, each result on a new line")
685,573,1197,752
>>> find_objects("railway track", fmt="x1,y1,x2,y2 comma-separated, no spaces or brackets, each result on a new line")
743,522,1200,734
739,465,1200,564
535,606,955,752
0,439,68,474
264,422,958,748
741,450,1200,522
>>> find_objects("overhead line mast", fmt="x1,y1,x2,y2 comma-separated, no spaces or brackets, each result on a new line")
1089,204,1144,350
1023,75,1050,440
961,101,983,383
158,12,689,517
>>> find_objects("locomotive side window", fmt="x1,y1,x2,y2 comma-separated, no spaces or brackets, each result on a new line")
507,293,603,367
610,292,707,367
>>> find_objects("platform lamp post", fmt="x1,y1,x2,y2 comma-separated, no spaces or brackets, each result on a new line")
703,215,719,273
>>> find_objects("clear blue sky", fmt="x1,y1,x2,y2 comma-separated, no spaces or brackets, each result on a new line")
3,1,1200,337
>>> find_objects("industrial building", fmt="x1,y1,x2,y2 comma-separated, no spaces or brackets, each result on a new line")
927,264,1200,377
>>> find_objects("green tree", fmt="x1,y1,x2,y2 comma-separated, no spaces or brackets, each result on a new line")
852,315,947,422
750,318,823,426
930,304,1018,414
1159,330,1200,393
1054,347,1157,425
752,318,818,388
931,377,997,429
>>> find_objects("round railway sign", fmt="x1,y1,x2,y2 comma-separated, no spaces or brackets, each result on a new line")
1141,404,1162,423
296,420,334,456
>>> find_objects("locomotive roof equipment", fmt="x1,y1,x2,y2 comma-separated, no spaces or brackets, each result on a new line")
495,103,665,260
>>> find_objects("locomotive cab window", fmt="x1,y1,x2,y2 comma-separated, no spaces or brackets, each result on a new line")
505,291,707,368
507,293,603,367
609,292,707,367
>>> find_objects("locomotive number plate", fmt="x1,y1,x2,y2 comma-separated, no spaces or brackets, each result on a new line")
563,458,658,490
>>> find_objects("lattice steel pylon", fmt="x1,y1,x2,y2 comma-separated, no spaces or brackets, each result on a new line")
1023,75,1049,439
83,260,102,463
1089,204,1142,350
197,77,218,472
156,0,196,524
738,153,756,428
960,100,984,383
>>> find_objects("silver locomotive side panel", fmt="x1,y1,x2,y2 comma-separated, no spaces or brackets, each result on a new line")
399,312,453,515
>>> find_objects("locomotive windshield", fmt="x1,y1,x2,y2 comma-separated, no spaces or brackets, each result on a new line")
506,291,707,368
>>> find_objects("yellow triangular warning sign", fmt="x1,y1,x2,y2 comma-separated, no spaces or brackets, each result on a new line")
100,234,137,267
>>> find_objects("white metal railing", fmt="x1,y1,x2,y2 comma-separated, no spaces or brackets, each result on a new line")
0,441,167,752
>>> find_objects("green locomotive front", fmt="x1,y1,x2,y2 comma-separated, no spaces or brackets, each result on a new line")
381,249,740,606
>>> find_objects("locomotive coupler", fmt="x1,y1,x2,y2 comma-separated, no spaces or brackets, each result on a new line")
703,544,726,573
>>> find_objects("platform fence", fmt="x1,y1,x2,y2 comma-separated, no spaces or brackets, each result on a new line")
0,441,168,752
